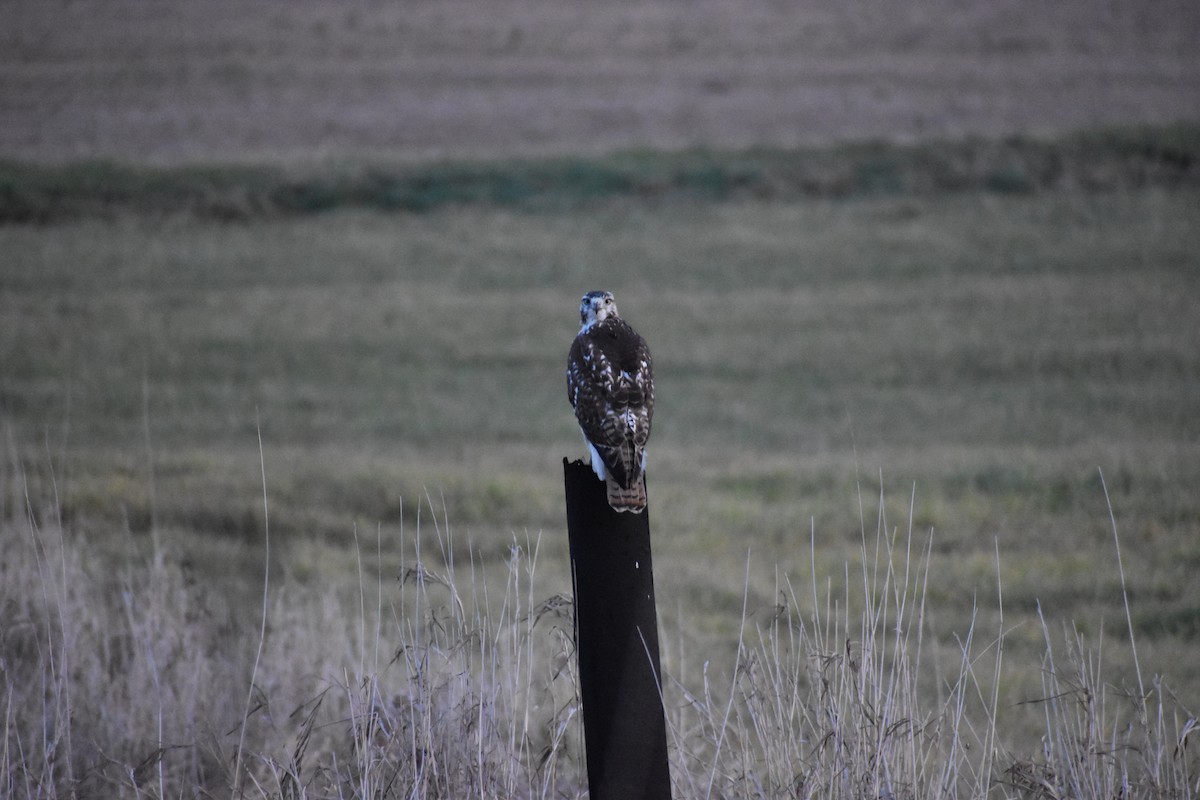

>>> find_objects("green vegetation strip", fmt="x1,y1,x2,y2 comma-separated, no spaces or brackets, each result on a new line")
2,124,1197,222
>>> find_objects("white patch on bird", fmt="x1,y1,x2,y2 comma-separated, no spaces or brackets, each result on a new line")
584,439,606,481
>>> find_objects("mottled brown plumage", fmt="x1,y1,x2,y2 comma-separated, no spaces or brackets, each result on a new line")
567,291,655,512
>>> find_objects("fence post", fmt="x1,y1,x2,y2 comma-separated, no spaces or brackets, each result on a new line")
563,457,672,800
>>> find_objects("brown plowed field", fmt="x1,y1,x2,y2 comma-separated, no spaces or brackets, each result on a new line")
4,0,1198,162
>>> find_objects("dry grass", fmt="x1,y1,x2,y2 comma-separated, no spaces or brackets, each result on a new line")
1,465,584,798
3,457,1195,798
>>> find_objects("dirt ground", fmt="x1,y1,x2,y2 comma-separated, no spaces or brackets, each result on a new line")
3,0,1198,163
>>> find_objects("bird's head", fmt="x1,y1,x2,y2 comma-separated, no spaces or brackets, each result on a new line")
579,290,618,331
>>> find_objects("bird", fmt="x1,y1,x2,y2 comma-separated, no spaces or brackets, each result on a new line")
567,290,655,513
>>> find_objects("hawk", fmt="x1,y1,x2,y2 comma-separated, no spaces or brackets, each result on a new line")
567,291,655,513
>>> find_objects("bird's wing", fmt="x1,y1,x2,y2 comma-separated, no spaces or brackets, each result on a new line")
568,320,654,489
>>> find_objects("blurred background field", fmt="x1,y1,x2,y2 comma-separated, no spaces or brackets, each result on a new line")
3,0,1198,161
2,0,1200,796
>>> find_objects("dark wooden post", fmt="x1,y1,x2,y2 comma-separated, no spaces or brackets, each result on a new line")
563,458,672,800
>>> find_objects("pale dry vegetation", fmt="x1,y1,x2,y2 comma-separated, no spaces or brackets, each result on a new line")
2,470,585,798
4,458,1195,798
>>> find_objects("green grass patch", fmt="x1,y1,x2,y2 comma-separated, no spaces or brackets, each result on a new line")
2,124,1197,222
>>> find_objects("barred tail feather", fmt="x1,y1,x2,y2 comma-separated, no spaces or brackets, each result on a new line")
605,474,647,513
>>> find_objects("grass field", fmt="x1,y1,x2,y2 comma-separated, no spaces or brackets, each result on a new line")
3,0,1200,796
4,165,1200,796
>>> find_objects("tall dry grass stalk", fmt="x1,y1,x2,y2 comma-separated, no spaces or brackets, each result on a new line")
2,458,1195,798
1,459,582,798
663,477,1197,799
666,481,1001,798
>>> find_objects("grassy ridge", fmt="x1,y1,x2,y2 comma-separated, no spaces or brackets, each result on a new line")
2,124,1198,222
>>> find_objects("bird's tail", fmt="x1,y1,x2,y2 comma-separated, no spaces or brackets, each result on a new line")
605,474,647,513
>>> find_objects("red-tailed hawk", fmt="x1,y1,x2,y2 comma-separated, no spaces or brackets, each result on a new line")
567,291,655,513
